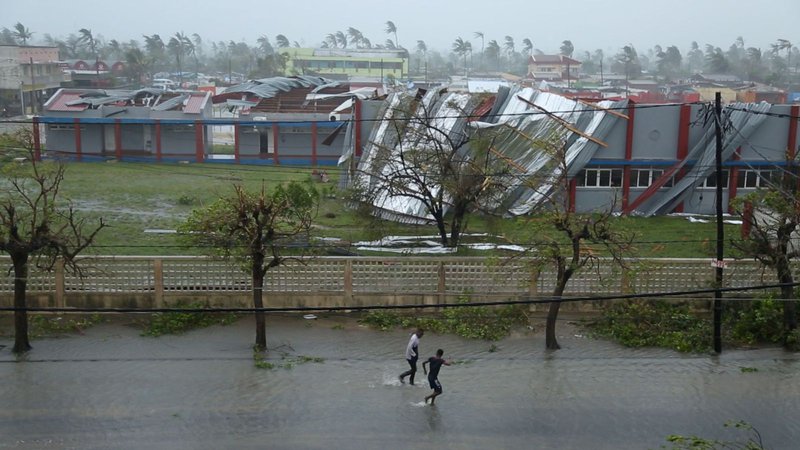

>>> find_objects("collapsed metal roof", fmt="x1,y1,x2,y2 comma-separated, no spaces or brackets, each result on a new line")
345,86,627,221
46,88,209,114
219,76,339,99
345,87,780,221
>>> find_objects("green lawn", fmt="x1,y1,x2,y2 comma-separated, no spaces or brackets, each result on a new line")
55,161,742,257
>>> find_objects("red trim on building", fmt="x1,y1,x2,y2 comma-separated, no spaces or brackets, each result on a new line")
621,101,635,210
32,117,41,161
155,121,162,162
674,104,692,213
568,179,577,213
311,122,318,166
74,118,82,161
272,123,280,165
114,119,123,160
728,149,740,214
354,99,362,157
234,123,241,164
194,120,204,163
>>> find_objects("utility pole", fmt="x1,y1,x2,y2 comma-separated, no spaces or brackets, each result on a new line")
713,91,724,354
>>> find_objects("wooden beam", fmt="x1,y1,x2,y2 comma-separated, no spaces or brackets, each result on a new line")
577,99,629,120
516,95,608,148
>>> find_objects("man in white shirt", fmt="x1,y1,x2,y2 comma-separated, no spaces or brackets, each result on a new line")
399,328,424,385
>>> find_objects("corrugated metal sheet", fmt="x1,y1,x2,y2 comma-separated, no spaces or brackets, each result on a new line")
349,87,627,221
182,92,208,114
45,92,89,112
633,101,772,216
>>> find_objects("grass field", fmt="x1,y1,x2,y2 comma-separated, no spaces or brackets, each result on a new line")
53,161,740,257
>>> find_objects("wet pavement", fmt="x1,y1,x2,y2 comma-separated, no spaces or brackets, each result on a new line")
1,315,799,449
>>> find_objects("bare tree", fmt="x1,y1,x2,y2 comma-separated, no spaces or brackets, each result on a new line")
0,130,106,354
181,182,318,351
522,139,634,350
355,95,510,247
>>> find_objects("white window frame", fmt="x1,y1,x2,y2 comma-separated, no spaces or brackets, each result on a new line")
736,169,773,189
630,167,674,188
699,170,729,189
576,168,623,188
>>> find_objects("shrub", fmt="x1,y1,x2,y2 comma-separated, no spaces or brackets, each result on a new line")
359,297,528,341
140,303,238,336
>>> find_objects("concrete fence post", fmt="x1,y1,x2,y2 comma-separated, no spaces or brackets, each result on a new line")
344,259,353,303
528,267,539,312
153,259,164,309
55,257,65,308
437,261,446,306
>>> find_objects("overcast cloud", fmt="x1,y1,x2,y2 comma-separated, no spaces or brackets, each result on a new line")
4,0,797,55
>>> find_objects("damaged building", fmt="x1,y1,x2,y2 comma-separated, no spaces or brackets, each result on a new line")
209,75,381,164
343,86,798,219
41,87,213,160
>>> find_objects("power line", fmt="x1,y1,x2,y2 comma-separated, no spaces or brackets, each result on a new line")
1,280,797,314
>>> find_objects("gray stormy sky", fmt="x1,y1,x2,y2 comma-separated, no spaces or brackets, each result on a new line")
4,0,798,55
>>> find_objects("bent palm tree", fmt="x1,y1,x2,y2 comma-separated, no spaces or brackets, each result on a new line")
13,22,32,46
385,21,398,48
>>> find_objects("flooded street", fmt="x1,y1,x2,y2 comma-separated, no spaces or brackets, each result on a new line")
1,315,799,449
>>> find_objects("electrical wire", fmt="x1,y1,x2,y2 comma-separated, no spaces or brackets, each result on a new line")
1,280,797,314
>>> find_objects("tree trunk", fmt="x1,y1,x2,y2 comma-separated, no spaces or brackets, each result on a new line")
545,283,567,350
12,254,31,354
433,211,448,246
449,202,468,248
252,259,267,351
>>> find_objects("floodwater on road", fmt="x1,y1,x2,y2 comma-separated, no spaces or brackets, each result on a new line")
1,314,799,450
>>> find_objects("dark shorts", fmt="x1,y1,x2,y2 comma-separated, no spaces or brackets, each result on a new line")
428,377,442,394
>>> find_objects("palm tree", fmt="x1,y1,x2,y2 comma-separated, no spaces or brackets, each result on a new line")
474,31,485,69
771,38,793,85
168,33,188,83
385,21,398,48
453,37,470,76
13,22,32,46
361,37,371,49
384,39,396,50
416,40,427,77
347,27,364,48
124,47,151,85
143,34,165,70
79,28,101,80
167,32,194,83
334,31,347,49
486,39,501,71
503,36,515,70
325,33,337,48
522,38,533,56
560,40,574,57
275,34,290,48
257,35,273,56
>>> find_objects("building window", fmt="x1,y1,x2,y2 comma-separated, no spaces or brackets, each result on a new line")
576,168,623,187
700,170,729,189
736,169,773,189
48,124,85,131
631,167,674,188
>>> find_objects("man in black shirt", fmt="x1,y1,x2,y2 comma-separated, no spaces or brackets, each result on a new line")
422,348,451,405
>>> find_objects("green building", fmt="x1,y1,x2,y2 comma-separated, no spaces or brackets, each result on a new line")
282,48,408,80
